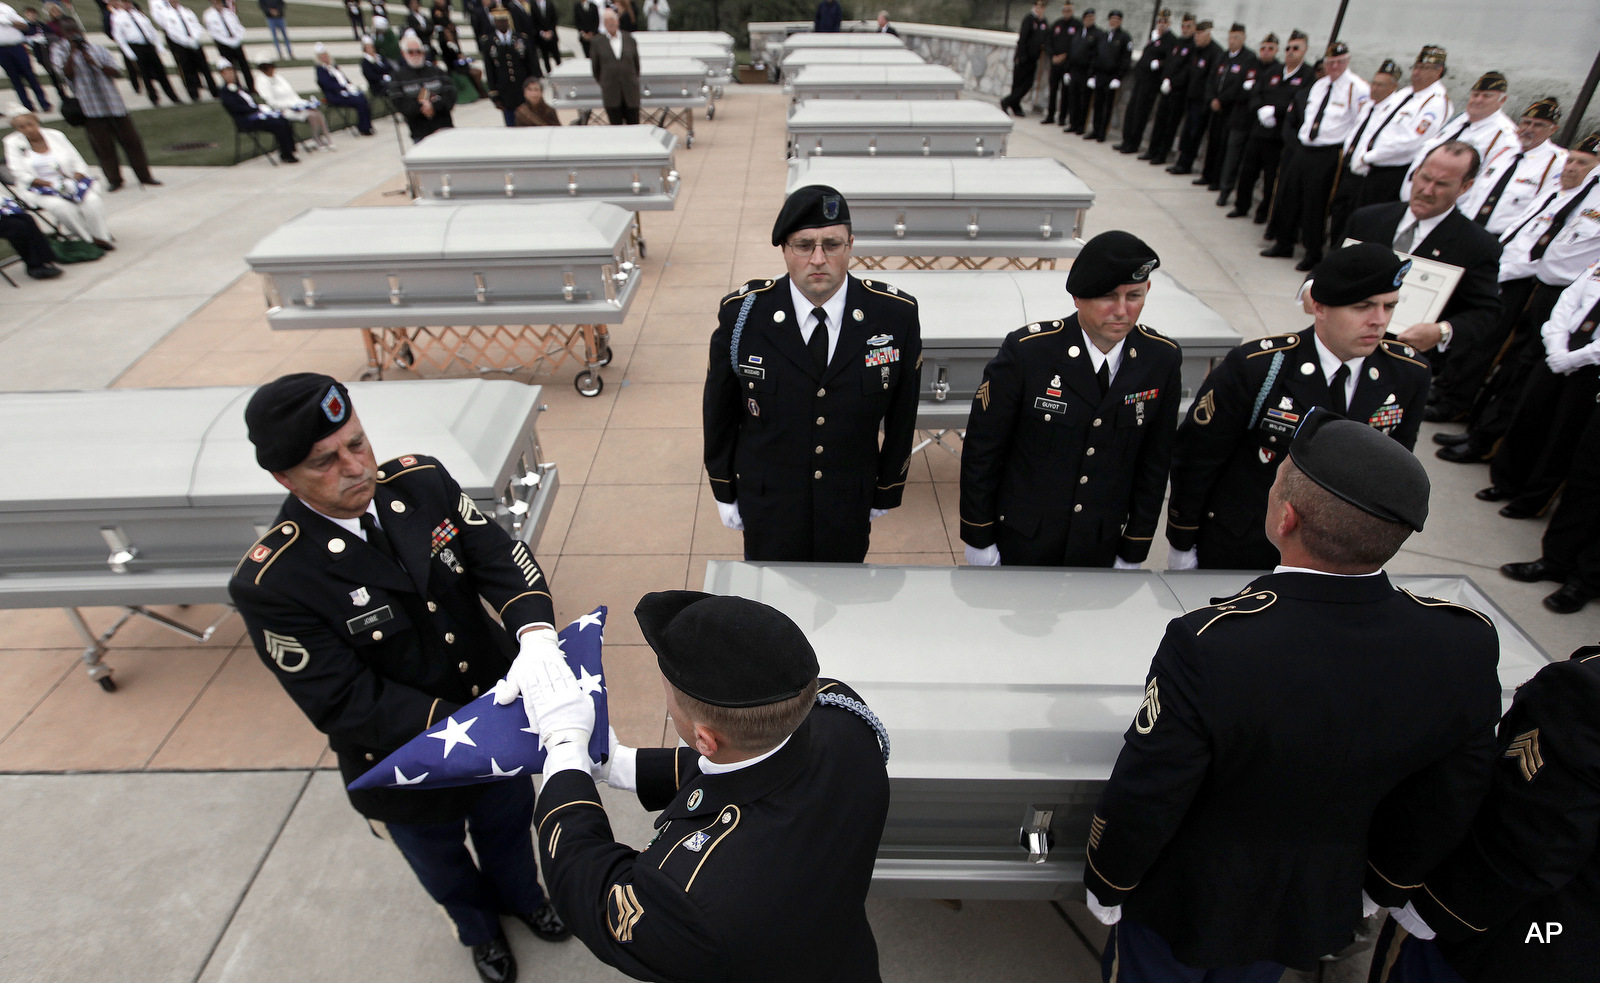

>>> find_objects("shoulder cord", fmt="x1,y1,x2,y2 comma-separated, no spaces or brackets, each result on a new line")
1248,351,1285,430
728,293,757,373
817,691,890,764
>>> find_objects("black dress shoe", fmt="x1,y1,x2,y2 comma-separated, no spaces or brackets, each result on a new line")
26,264,62,280
1423,403,1469,423
1544,581,1599,614
1500,559,1566,583
1039,116,1056,124
1116,145,1138,153
1252,212,1268,224
1436,443,1490,463
1499,501,1542,519
1260,244,1294,258
1167,165,1191,174
1216,192,1231,206
472,936,517,983
1226,208,1250,218
1191,175,1210,185
1136,152,1154,160
1294,255,1321,272
1206,183,1222,192
514,903,572,942
1475,486,1511,502
1431,431,1471,447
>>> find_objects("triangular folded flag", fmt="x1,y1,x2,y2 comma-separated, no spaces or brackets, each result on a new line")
349,606,610,791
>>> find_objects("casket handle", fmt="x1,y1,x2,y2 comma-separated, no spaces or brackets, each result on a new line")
504,172,515,197
300,277,318,308
440,173,451,199
867,137,876,157
812,137,822,157
602,263,618,304
893,211,906,239
100,526,139,574
562,272,576,302
664,167,680,187
567,170,579,196
974,136,984,156
262,277,283,312
388,274,403,306
921,136,930,157
631,170,642,195
966,210,980,240
1019,806,1055,865
1040,212,1053,240
474,272,488,304
933,364,949,401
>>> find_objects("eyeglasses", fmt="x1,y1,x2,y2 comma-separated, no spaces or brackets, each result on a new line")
785,237,850,257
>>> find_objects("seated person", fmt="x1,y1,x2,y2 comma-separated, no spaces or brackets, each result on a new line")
388,33,456,142
0,195,63,279
513,77,560,126
256,61,333,151
313,43,374,136
437,22,488,99
216,61,299,164
2,110,112,249
359,36,394,98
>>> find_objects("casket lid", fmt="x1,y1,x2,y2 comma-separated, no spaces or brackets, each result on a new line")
788,157,1092,202
789,64,964,87
787,100,1012,129
778,32,907,51
548,57,710,82
782,49,925,65
403,124,676,169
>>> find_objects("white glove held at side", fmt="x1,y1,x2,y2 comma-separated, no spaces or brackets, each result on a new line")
1257,106,1276,128
717,500,744,531
1113,556,1142,570
964,544,1001,567
1149,58,1160,71
1087,77,1096,89
1242,78,1254,90
1087,890,1123,925
869,508,889,521
1160,78,1172,95
1167,546,1199,570
1110,78,1121,89
1391,901,1436,940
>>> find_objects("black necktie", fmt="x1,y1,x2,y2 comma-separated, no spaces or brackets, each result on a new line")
1096,360,1111,396
1343,107,1376,165
1308,80,1333,141
1447,117,1470,142
1328,364,1350,416
1365,92,1415,152
808,307,829,373
1474,153,1523,224
1530,176,1599,261
360,513,402,566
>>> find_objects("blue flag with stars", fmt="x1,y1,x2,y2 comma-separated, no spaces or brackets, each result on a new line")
348,607,610,792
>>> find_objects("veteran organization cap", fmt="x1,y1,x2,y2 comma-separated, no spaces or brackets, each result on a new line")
1309,242,1410,307
772,185,852,247
246,373,355,472
1290,409,1430,530
1067,230,1160,298
637,591,820,708
1472,71,1508,92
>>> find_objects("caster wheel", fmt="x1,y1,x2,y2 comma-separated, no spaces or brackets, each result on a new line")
707,105,715,120
395,343,415,369
97,676,117,693
593,345,614,367
574,371,603,397
686,133,694,149
638,240,647,258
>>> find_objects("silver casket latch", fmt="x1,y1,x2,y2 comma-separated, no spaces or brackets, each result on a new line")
1019,806,1055,865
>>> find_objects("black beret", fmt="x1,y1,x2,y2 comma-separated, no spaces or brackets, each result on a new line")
1375,58,1400,77
1107,10,1123,18
1229,22,1246,33
1289,408,1429,531
771,184,851,247
1471,71,1507,93
1309,242,1410,306
1082,7,1095,15
1326,40,1349,56
1067,230,1159,298
636,591,820,708
246,373,355,472
1195,19,1212,30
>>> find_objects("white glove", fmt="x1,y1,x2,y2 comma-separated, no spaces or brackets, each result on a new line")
1063,72,1071,85
1350,153,1372,178
1160,78,1172,95
1087,889,1123,925
494,626,561,728
1167,546,1199,570
716,500,744,531
1546,350,1578,375
1257,106,1276,128
1113,556,1141,570
1570,344,1600,369
964,544,1001,566
525,637,596,775
1087,77,1096,89
1362,890,1380,918
1149,58,1160,71
869,508,889,521
1391,901,1436,940
1242,78,1254,90
1110,78,1121,89
1149,30,1160,42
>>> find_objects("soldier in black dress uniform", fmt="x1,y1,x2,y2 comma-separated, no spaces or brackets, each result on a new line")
1086,410,1502,981
1116,8,1175,155
702,185,923,563
1166,243,1431,570
1085,9,1132,142
522,591,891,982
1365,645,1600,983
483,5,541,127
960,231,1182,568
228,374,569,983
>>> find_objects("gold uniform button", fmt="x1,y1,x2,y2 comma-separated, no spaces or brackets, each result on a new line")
458,661,469,672
748,381,755,389
1074,504,1083,513
454,565,465,574
427,601,438,612
815,445,824,454
1093,418,1103,427
1085,447,1096,456
376,471,385,480
1079,476,1088,484
444,633,456,644
390,500,405,513
365,752,375,761
1044,413,1052,422
814,470,823,479
817,388,826,397
816,416,825,425
470,685,480,697
372,630,383,641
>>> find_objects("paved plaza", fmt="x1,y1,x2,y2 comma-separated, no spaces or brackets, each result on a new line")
1,47,1595,983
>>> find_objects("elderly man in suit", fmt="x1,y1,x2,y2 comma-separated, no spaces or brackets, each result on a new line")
590,8,639,125
1342,140,1503,420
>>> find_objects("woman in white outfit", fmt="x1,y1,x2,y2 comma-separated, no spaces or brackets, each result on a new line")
255,62,335,149
2,109,113,248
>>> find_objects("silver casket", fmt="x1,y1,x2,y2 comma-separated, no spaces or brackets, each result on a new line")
545,57,711,105
0,381,559,685
780,48,926,75
402,125,681,210
245,201,641,331
787,100,1013,159
788,157,1094,265
703,562,1552,899
852,269,1240,432
628,40,735,80
775,31,908,62
786,65,965,103
633,30,734,48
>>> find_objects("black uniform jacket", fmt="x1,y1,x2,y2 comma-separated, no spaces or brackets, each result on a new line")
534,681,891,983
1136,29,1178,77
1046,15,1080,61
1344,202,1504,357
1067,24,1101,72
1208,48,1251,111
703,275,923,547
1405,648,1600,983
1092,27,1132,78
1231,55,1276,129
1159,34,1194,96
1015,10,1049,59
229,455,555,824
388,61,457,140
1250,60,1307,141
959,316,1181,566
1180,39,1222,104
1085,572,1502,970
572,0,599,34
1166,328,1431,567
485,30,542,106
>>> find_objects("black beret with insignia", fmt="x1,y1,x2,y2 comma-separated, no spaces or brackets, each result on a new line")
1471,71,1507,93
1067,230,1160,298
1290,408,1429,531
246,372,355,472
1309,242,1409,307
1108,10,1123,18
772,184,852,247
1082,7,1095,16
636,591,820,708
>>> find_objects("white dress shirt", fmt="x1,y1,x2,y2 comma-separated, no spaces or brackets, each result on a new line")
1080,328,1127,382
152,0,205,49
1541,260,1600,366
1361,79,1450,168
790,277,848,365
607,28,624,60
1499,179,1600,286
0,2,30,46
110,6,167,54
1455,139,1567,234
1390,206,1451,255
1312,333,1364,409
1274,565,1383,578
1297,72,1370,148
1400,109,1520,201
204,6,247,46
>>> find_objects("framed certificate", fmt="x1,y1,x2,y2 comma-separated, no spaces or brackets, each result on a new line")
1343,237,1464,331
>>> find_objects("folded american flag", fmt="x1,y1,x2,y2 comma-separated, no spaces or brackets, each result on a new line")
348,606,610,791
35,176,94,204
